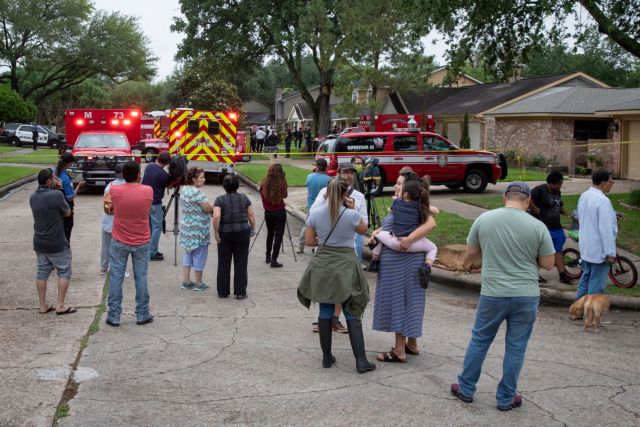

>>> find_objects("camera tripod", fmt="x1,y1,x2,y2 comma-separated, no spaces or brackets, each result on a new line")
364,181,381,229
248,210,298,262
162,185,181,266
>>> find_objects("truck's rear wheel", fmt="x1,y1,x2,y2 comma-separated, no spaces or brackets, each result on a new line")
463,169,488,193
8,137,21,147
144,148,156,163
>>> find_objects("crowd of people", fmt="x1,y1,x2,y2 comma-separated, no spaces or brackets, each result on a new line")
28,150,622,412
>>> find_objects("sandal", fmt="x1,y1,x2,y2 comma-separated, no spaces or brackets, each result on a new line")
393,346,419,356
376,350,407,363
39,306,55,314
56,307,77,315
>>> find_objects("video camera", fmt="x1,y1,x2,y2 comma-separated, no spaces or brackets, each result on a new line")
362,157,381,196
168,154,188,188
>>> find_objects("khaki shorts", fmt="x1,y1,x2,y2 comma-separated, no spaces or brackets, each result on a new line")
36,247,72,280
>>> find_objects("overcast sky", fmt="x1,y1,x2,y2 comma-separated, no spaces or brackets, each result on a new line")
92,0,453,82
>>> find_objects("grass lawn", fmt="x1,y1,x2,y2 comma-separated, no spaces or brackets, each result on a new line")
372,196,474,248
0,147,19,154
500,168,558,182
248,146,314,162
456,192,640,257
0,148,59,165
0,166,39,186
235,163,311,187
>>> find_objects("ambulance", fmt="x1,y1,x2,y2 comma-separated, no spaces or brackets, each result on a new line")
167,109,240,176
64,109,142,187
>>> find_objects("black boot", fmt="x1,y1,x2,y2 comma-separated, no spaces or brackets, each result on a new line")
318,318,336,368
265,252,271,264
346,319,376,373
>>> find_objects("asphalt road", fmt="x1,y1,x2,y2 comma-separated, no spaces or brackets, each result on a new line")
1,179,639,426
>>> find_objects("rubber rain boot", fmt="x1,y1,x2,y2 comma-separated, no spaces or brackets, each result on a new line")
346,319,376,373
318,318,336,368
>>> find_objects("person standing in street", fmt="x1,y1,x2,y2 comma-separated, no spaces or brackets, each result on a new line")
260,163,288,268
54,153,84,242
529,171,573,284
264,130,279,158
255,127,266,153
284,127,293,158
451,181,555,411
304,127,312,152
297,158,331,254
30,168,76,315
104,161,154,327
100,164,125,275
142,150,170,261
32,125,39,150
295,127,303,150
575,169,618,299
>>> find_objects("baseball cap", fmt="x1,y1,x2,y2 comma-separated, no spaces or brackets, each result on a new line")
338,162,357,172
505,181,531,196
315,158,327,168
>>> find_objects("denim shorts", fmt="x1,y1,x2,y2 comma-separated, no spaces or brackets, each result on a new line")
36,247,72,280
549,229,566,253
183,245,209,271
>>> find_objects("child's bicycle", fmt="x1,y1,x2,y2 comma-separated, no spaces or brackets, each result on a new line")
563,229,638,288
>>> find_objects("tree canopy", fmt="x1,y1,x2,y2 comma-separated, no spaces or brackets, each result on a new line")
427,0,640,81
0,84,35,123
0,0,156,106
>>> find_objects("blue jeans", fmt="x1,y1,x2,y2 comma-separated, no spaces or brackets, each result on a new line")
319,303,354,320
107,239,151,323
149,204,163,256
458,295,539,407
576,260,609,299
354,233,364,263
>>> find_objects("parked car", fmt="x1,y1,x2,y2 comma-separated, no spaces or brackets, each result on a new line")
37,125,65,148
1,123,55,147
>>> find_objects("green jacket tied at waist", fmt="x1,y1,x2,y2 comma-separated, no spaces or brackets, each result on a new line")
297,246,370,319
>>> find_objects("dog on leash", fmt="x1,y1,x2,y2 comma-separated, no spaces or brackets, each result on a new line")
569,294,610,332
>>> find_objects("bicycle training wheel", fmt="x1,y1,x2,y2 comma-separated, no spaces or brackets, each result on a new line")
562,248,583,280
609,256,638,289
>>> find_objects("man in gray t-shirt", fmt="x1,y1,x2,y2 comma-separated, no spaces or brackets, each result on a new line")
29,169,76,315
451,181,555,412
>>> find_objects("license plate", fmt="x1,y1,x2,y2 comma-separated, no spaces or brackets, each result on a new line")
95,181,106,186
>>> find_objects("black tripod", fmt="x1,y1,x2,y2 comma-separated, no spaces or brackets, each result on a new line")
162,186,181,266
248,211,297,262
364,180,381,229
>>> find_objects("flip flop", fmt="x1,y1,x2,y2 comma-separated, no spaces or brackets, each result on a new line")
39,306,55,314
56,307,77,315
377,351,407,363
393,346,420,356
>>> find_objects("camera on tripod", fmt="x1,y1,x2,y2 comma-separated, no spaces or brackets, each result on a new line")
362,157,381,197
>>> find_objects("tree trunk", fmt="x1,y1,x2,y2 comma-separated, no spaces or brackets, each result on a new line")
579,0,640,58
316,85,332,137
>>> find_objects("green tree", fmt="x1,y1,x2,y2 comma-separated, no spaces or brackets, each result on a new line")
0,84,36,123
0,1,156,105
460,112,470,149
427,0,640,81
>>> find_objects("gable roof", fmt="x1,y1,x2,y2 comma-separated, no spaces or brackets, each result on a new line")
488,87,640,116
389,87,468,114
430,66,485,85
426,72,609,116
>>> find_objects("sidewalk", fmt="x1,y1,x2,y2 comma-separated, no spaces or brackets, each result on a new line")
238,171,640,311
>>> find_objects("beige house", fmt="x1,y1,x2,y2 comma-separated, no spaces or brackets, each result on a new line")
595,100,640,180
427,66,483,87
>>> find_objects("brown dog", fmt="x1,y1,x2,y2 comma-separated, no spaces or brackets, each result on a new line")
569,295,609,332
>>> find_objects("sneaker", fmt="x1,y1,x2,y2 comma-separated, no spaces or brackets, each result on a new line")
418,264,431,289
497,393,522,411
296,247,305,254
332,319,348,334
193,283,209,292
136,316,154,326
538,276,548,284
150,253,164,261
450,383,473,403
180,281,196,290
559,272,574,284
312,322,319,333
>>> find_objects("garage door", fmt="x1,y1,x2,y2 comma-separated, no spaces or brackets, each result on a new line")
628,121,640,180
469,122,481,149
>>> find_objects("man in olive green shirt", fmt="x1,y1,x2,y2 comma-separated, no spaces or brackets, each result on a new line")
451,181,555,412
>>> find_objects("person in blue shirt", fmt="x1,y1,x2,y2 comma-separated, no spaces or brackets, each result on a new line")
54,153,85,242
141,150,171,261
297,158,331,253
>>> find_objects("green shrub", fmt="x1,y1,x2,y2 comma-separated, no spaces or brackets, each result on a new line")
528,152,546,168
629,189,640,207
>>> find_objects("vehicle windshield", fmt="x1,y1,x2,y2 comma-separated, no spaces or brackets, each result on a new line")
75,133,128,149
37,126,55,135
318,137,337,153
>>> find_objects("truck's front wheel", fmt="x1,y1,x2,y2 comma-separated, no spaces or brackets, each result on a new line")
463,169,488,193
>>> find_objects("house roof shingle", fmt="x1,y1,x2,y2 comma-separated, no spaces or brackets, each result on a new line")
596,98,640,113
391,87,468,114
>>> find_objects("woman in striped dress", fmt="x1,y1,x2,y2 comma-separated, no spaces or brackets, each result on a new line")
372,172,436,363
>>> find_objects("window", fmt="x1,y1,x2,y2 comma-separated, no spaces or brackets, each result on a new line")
393,135,417,152
574,121,609,140
187,120,199,134
208,120,220,134
75,134,128,149
423,136,451,152
19,125,34,133
334,136,385,153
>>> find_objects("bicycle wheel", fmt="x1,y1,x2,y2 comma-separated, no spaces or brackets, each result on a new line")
609,256,638,289
562,248,583,279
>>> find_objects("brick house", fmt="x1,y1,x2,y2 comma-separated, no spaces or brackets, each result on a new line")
595,100,640,180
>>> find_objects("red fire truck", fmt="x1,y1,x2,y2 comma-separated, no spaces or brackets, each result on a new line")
167,109,240,176
64,109,142,187
358,114,436,132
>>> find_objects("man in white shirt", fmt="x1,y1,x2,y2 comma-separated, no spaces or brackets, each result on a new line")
575,169,618,299
255,127,266,153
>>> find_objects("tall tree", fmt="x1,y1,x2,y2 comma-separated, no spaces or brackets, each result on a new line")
0,1,156,105
427,0,640,81
460,112,470,149
0,84,35,123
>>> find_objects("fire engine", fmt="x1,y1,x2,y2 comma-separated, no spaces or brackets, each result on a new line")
167,109,240,175
358,114,436,132
64,109,142,187
317,117,507,195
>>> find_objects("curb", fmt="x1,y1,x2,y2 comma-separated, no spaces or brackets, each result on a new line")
236,172,640,311
0,174,37,198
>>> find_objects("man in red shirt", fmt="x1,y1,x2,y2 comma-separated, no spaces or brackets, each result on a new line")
103,161,154,327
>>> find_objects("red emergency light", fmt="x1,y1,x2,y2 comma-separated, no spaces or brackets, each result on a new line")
111,119,120,125
130,111,139,117
228,112,238,121
123,119,131,125
75,119,85,126
174,131,182,138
